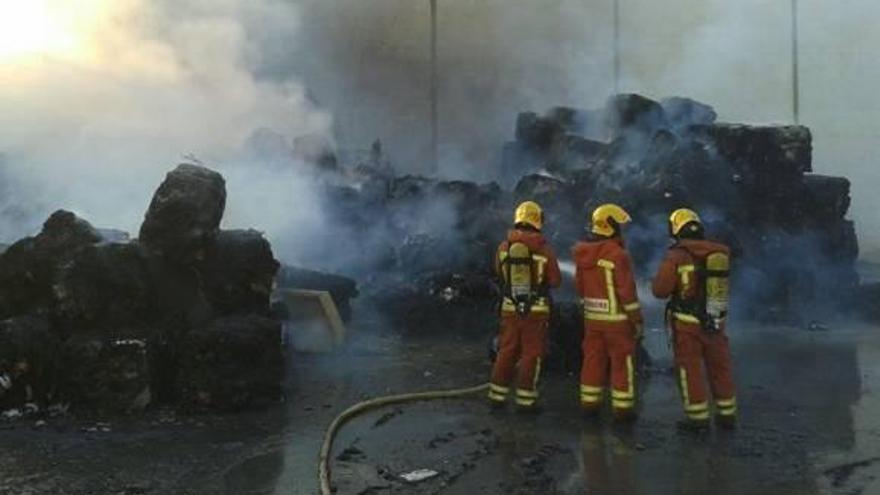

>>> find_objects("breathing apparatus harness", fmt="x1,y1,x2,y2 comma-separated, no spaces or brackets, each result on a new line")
665,243,730,333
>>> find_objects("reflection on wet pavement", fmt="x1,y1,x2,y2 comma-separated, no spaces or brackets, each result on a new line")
279,322,880,495
4,318,874,493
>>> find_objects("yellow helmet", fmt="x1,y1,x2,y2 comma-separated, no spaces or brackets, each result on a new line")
514,201,543,230
669,208,702,236
591,203,631,237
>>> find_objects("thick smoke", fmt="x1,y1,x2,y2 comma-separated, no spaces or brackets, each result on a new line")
284,0,879,255
1,0,877,272
0,0,331,248
286,0,615,181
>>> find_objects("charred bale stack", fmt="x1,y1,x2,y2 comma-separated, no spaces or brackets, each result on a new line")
372,177,506,333
0,164,282,414
339,93,858,336
313,172,507,334
509,94,858,321
502,108,606,186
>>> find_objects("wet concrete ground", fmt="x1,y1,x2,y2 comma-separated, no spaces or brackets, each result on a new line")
1,320,880,494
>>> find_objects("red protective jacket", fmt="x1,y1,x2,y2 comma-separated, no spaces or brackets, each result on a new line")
652,239,731,331
572,237,643,330
495,229,561,316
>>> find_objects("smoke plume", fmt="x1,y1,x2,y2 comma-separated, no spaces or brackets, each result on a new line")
1,0,878,267
284,0,879,255
0,0,331,247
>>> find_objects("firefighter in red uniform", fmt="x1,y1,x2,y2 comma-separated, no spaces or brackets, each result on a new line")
652,208,737,430
488,201,562,411
573,204,644,421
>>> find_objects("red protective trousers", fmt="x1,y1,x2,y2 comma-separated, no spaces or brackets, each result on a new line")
672,322,737,421
579,322,636,415
488,314,547,408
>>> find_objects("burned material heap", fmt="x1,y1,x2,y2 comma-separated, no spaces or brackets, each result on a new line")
325,93,858,335
505,94,858,321
0,164,282,414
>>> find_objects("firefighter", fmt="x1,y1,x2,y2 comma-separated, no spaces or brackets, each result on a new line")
488,201,562,411
652,208,737,430
573,204,644,421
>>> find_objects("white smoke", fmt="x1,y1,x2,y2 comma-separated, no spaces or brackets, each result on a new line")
0,0,331,241
2,0,878,264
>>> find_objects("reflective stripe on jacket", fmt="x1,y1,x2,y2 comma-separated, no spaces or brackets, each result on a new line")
572,237,643,326
652,239,730,327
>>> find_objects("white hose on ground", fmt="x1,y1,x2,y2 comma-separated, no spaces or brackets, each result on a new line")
318,382,490,495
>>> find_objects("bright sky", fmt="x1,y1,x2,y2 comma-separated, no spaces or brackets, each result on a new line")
0,0,97,62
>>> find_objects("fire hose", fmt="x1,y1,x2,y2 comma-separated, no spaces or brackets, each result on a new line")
318,382,490,495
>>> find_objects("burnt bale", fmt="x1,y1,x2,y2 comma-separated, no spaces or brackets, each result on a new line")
352,164,393,205
514,174,573,208
433,180,502,215
432,180,506,243
58,336,151,413
388,175,437,202
604,93,668,138
176,315,282,412
856,283,880,322
382,177,505,276
515,111,564,150
387,181,509,277
546,106,594,134
0,316,57,408
367,271,497,336
823,220,860,262
39,209,103,250
501,141,546,187
801,175,851,225
509,109,607,177
0,210,101,318
497,95,858,320
661,97,717,129
199,230,280,317
149,257,213,330
694,124,812,179
139,164,226,264
551,135,607,172
593,131,740,224
52,242,156,336
276,266,358,321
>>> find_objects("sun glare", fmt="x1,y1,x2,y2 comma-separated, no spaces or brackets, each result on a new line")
0,0,98,62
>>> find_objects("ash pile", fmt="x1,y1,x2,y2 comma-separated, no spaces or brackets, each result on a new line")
320,93,860,337
0,164,283,414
